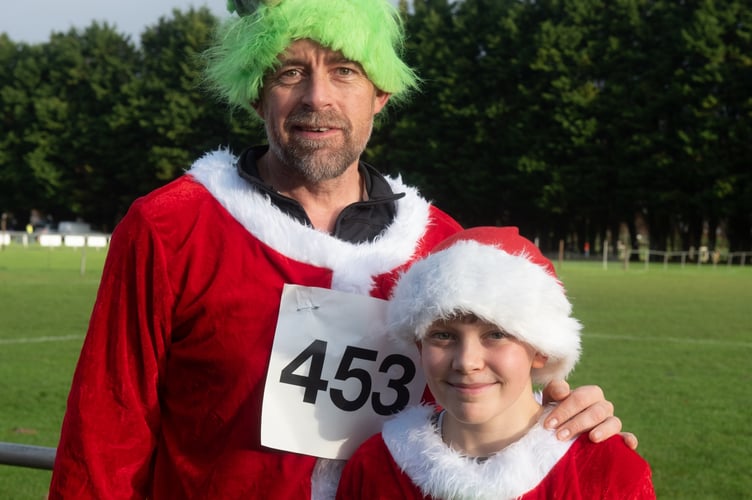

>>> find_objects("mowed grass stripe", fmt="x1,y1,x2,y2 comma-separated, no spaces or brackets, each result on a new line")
584,332,752,349
0,335,83,345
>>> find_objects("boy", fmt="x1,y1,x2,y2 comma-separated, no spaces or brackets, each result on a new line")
337,227,655,499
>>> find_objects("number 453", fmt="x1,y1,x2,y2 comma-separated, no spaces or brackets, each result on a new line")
279,339,416,416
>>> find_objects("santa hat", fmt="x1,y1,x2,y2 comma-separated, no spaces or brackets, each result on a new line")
387,227,581,384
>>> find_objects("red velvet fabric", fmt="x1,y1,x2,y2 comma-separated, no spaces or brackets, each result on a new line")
48,174,461,499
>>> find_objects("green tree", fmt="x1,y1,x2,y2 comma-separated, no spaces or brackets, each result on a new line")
0,36,49,226
379,0,751,253
2,1,749,249
113,7,260,228
2,24,140,229
374,0,528,228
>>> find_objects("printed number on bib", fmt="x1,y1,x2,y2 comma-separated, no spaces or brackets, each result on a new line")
261,284,426,459
279,340,415,415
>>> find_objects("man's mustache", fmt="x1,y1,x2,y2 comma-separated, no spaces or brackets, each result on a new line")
286,110,351,131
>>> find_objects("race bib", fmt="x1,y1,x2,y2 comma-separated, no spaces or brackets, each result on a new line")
260,284,425,459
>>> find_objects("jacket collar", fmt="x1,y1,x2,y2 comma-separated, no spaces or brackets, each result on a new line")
236,145,405,244
382,405,575,500
187,149,432,295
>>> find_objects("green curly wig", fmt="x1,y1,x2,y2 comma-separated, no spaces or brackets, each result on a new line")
203,0,419,118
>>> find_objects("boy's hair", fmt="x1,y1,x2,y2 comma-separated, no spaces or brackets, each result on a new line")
202,0,419,118
388,227,582,385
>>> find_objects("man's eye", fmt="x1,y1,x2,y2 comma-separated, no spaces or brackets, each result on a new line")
277,69,302,82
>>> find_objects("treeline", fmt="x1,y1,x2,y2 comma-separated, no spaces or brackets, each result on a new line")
1,0,750,252
0,8,261,233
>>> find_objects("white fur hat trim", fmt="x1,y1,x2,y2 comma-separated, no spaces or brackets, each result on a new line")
387,227,581,383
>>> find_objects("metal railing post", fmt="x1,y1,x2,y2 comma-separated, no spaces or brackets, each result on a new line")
0,442,56,470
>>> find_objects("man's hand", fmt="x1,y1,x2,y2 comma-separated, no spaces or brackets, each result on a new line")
542,380,638,450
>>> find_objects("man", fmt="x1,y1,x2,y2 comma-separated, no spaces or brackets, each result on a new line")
49,0,630,498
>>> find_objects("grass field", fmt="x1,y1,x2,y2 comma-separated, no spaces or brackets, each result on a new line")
557,260,752,499
0,245,106,500
1,245,751,499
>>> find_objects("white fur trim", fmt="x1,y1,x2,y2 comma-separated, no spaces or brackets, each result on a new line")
383,405,574,500
187,149,432,295
387,240,581,383
311,458,346,500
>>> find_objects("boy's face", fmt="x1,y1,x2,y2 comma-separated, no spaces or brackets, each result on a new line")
419,315,547,430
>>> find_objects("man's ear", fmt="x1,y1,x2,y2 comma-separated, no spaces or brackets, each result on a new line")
252,100,264,120
373,91,391,115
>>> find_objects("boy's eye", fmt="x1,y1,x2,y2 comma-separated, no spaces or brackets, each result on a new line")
427,331,453,342
487,330,509,340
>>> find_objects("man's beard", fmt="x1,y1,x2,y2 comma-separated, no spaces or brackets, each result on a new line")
266,110,372,183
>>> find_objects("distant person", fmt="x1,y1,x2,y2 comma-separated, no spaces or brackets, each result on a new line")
338,227,655,499
49,1,632,498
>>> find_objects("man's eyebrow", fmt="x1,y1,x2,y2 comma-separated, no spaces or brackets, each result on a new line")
276,57,304,67
277,54,360,67
328,54,357,65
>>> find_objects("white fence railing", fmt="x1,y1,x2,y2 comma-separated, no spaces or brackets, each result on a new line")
0,231,110,249
0,231,112,275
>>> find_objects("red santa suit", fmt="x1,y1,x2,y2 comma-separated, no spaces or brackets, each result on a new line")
48,149,462,500
337,405,656,500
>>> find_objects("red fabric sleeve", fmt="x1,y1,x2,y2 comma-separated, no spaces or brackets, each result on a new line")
572,435,656,499
49,204,173,499
524,435,656,499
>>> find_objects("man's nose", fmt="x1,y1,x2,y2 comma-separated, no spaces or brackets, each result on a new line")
301,71,335,110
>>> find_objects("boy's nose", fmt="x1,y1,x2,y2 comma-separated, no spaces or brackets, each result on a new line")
452,340,484,373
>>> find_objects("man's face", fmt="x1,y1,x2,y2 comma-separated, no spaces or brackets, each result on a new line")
254,39,390,183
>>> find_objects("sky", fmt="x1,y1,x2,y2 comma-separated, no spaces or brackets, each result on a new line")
0,0,232,45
